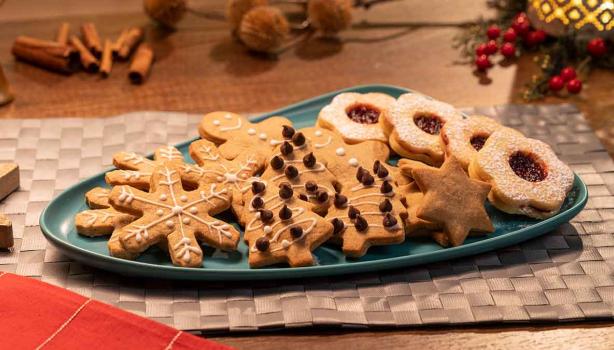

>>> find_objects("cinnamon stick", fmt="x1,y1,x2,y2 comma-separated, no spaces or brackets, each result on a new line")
69,35,99,72
128,43,154,84
80,22,103,58
100,39,113,78
117,27,144,60
56,22,70,45
11,36,78,74
0,65,14,107
112,29,128,57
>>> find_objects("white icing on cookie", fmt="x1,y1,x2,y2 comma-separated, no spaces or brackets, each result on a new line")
336,147,346,156
348,158,359,166
247,128,256,135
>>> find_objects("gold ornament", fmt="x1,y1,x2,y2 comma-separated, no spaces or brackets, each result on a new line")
238,6,290,53
528,0,613,37
307,0,353,34
144,0,187,28
226,0,269,33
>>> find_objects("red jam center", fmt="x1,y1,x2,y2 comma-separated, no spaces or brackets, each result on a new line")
508,151,547,182
414,115,443,135
470,134,488,151
346,104,380,124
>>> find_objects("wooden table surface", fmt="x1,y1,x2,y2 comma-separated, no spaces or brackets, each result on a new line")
1,1,613,349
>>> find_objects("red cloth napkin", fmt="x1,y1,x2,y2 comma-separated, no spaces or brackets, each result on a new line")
0,272,233,350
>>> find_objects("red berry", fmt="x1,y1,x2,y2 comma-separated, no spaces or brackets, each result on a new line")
587,37,607,57
525,30,546,47
487,25,501,40
560,67,576,82
475,54,492,71
548,76,564,91
533,30,547,43
501,42,516,58
512,21,530,36
485,40,498,55
475,43,488,56
503,28,517,42
566,79,582,94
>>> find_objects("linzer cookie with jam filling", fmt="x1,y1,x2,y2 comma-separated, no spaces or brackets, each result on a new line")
325,161,406,257
468,130,574,219
440,115,523,170
317,92,395,144
198,111,293,161
248,128,339,216
301,126,390,184
242,181,334,267
383,93,463,166
108,165,240,267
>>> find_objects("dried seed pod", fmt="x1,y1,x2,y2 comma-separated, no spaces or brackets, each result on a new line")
238,6,289,53
144,0,187,29
226,0,269,33
307,0,352,35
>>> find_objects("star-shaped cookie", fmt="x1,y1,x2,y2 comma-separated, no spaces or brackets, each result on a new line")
412,156,494,247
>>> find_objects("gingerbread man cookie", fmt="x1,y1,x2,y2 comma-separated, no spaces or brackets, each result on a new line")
300,126,390,185
198,111,293,161
383,93,463,166
468,130,574,219
74,187,137,259
242,181,334,267
317,92,395,144
109,165,240,267
325,161,406,257
253,128,339,215
440,115,523,170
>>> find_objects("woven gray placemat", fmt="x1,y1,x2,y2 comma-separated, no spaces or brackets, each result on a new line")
1,105,613,333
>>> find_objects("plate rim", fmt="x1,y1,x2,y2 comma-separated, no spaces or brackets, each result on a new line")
39,84,589,280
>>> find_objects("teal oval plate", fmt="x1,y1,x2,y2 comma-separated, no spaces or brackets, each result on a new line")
40,84,588,280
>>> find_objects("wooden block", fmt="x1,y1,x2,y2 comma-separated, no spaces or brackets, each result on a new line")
0,213,13,248
0,163,19,200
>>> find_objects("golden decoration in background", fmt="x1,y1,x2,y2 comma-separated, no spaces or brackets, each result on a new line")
307,0,353,35
528,0,613,36
238,6,290,52
144,0,188,28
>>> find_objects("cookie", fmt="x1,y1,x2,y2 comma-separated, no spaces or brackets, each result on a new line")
301,126,390,184
468,130,574,219
383,93,463,165
198,111,293,161
185,139,266,218
242,181,334,267
250,128,339,216
74,187,136,259
109,165,241,267
412,156,494,247
440,115,523,170
397,158,439,180
317,92,395,144
325,161,406,257
105,145,200,190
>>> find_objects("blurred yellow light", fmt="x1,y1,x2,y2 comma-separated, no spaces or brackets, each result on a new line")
530,0,613,31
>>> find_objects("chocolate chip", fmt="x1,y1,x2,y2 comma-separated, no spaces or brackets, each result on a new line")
383,213,398,228
292,132,305,146
356,167,368,182
331,218,345,234
279,182,293,199
361,173,375,186
299,194,308,201
316,190,329,203
348,205,360,220
377,166,389,178
251,196,264,209
290,226,303,238
271,155,284,170
280,141,293,156
380,181,393,194
255,237,270,251
379,199,392,212
279,204,292,220
285,165,299,179
305,181,318,193
354,215,368,232
259,209,273,223
303,152,316,168
251,181,265,195
334,193,348,208
373,160,381,174
399,211,409,220
282,125,295,139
